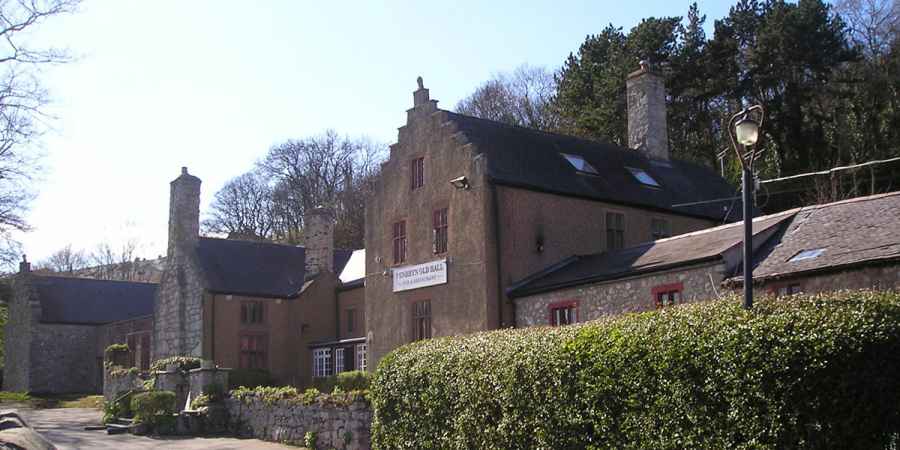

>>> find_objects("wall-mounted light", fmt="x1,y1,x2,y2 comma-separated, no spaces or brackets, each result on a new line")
449,176,470,190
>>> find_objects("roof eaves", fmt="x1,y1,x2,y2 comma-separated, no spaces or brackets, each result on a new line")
510,255,723,299
724,254,900,288
506,256,581,297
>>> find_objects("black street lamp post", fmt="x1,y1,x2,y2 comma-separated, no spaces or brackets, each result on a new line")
728,105,765,309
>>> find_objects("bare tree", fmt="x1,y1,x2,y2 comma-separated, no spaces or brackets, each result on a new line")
38,243,86,273
0,0,81,268
455,64,560,131
258,130,385,248
202,170,276,240
90,238,138,280
836,0,900,57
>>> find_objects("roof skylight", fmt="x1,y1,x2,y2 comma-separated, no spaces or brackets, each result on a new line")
626,167,661,187
789,248,825,262
561,153,598,175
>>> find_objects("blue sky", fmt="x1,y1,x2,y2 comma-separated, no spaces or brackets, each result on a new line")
18,0,738,263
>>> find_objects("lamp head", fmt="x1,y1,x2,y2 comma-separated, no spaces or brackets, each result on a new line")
735,114,760,147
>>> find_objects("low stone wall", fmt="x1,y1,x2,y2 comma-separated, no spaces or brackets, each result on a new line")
103,370,143,403
225,397,372,450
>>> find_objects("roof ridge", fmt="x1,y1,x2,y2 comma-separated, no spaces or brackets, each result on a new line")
444,109,613,147
796,190,900,211
646,207,799,245
199,235,303,249
32,274,159,286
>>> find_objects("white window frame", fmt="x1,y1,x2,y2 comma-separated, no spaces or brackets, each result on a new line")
335,347,345,374
312,348,332,378
356,343,367,372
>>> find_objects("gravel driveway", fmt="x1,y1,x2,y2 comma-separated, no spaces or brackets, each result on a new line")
13,407,297,450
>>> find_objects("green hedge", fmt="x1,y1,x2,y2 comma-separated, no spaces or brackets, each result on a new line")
371,291,900,449
149,356,202,373
313,370,371,393
228,368,274,389
131,390,176,427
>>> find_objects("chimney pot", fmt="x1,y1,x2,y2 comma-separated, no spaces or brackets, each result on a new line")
303,207,334,275
168,167,201,260
19,254,30,273
627,63,669,160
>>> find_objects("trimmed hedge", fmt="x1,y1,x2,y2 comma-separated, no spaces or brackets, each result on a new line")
313,370,371,393
371,291,900,449
131,390,176,427
149,356,202,373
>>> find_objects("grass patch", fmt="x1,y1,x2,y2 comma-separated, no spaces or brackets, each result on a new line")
0,392,104,409
0,391,31,403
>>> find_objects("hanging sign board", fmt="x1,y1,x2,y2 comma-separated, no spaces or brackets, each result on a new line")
392,259,447,292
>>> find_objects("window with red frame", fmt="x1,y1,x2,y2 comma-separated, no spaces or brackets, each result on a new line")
433,208,448,254
549,302,577,326
653,283,683,308
392,220,407,264
239,334,267,369
411,157,425,190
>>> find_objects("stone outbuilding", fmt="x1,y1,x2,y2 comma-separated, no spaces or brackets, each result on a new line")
509,191,900,327
3,263,156,394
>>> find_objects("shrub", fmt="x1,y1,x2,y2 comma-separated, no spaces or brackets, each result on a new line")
230,385,365,407
312,370,371,394
130,390,176,427
371,291,900,449
149,356,202,373
203,382,225,402
227,368,274,389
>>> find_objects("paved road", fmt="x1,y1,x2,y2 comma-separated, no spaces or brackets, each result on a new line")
13,407,296,450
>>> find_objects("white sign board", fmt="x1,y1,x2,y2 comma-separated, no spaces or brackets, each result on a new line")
392,259,447,292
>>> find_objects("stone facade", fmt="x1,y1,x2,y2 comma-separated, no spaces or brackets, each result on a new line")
365,83,495,366
627,62,669,160
516,262,726,327
154,167,205,360
3,272,102,394
752,263,900,297
3,271,36,392
304,207,335,275
226,397,372,450
103,370,144,403
29,323,101,394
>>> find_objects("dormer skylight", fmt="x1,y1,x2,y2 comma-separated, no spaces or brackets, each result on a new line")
561,153,598,175
626,167,661,187
789,248,825,262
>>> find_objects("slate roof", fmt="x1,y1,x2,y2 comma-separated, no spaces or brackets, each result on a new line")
333,249,355,277
507,213,793,298
31,275,156,325
446,112,742,221
196,237,307,298
727,191,900,285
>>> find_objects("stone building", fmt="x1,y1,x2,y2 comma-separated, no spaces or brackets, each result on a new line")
153,168,364,387
364,68,742,367
509,191,900,326
3,260,156,394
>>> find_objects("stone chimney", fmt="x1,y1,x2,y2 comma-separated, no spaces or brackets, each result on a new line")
18,254,30,273
303,207,334,275
626,61,669,160
167,167,201,260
